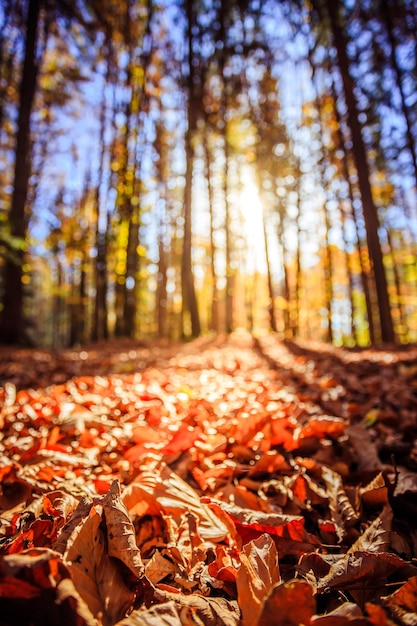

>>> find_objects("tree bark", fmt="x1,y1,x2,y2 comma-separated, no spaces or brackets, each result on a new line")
325,0,395,343
262,210,277,333
181,0,201,338
276,210,292,338
219,0,233,335
203,128,219,333
0,0,41,344
329,72,375,344
92,46,111,342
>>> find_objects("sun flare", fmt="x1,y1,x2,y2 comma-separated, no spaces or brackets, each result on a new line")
238,177,266,272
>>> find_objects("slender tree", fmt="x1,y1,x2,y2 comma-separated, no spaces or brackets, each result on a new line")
323,0,395,343
0,0,41,344
92,38,113,342
181,0,201,338
329,73,376,344
203,125,219,333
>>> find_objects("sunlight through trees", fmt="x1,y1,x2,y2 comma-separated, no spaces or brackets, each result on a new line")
0,0,416,347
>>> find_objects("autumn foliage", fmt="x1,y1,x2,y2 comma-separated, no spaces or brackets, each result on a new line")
0,333,417,625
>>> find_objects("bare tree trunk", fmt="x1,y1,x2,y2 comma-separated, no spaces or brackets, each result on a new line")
294,221,302,338
385,227,408,340
0,0,41,344
325,0,395,343
261,204,277,333
224,136,233,335
276,210,292,338
331,75,375,344
291,159,302,338
122,0,153,337
217,0,233,334
123,212,140,336
92,45,111,342
181,0,201,338
203,128,219,332
307,46,335,342
53,256,65,348
157,232,168,339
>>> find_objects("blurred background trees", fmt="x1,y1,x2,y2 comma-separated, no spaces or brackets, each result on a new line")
0,0,416,347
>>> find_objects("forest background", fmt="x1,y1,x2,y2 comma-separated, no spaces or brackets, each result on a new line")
0,0,416,349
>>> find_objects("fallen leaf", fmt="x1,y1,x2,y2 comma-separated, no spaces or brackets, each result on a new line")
382,576,417,624
257,579,315,626
236,533,280,626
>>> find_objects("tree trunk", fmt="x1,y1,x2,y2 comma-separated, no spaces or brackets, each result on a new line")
0,0,41,344
219,0,233,335
203,128,219,333
92,49,111,342
329,73,375,344
122,0,153,337
294,216,302,338
123,212,140,336
224,137,233,335
181,0,201,338
53,256,65,348
325,0,395,343
260,196,277,333
157,233,168,339
292,159,302,338
276,210,292,338
385,227,408,340
307,56,335,343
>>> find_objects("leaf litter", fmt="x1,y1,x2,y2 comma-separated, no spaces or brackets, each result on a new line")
0,332,417,625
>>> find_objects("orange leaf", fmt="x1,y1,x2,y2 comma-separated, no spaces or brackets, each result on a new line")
258,579,315,626
383,576,417,622
236,533,280,626
161,423,201,456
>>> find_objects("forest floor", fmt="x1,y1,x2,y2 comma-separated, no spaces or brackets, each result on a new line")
0,332,417,626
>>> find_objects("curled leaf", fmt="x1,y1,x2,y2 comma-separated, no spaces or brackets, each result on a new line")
236,533,280,626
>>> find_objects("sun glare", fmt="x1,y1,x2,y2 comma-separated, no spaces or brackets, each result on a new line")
238,178,267,273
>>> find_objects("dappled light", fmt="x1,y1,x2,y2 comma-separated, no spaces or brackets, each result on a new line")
1,334,417,624
1,0,417,623
0,0,416,346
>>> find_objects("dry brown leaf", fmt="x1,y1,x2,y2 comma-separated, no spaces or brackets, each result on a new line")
382,576,417,625
43,489,80,516
55,578,98,626
345,425,383,473
257,579,315,626
132,462,230,542
102,480,147,579
365,603,398,625
359,474,390,507
64,505,136,625
347,506,392,554
214,499,308,542
115,601,182,625
144,551,177,585
311,601,366,624
53,495,94,554
153,588,241,626
321,465,360,536
0,548,97,625
296,415,347,441
236,533,280,626
317,550,417,595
